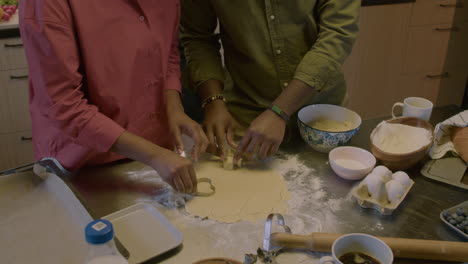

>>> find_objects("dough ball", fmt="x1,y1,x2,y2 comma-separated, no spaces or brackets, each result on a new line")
223,155,235,170
386,180,405,204
392,171,411,188
364,173,387,203
372,166,392,182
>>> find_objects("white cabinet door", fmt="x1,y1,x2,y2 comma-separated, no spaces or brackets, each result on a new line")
0,69,31,133
0,131,34,171
0,71,11,134
0,37,28,71
5,68,31,132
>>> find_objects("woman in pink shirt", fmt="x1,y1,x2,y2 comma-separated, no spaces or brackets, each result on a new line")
19,0,207,193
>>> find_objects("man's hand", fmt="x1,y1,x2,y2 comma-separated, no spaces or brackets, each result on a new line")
234,110,286,163
203,100,239,158
150,148,197,194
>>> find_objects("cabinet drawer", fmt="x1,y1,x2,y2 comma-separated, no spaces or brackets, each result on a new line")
0,131,34,172
404,24,452,74
0,37,28,71
395,72,441,105
0,69,31,134
445,21,468,68
455,0,468,22
411,0,461,26
436,68,468,106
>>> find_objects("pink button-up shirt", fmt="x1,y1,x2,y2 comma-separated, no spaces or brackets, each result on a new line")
19,0,181,171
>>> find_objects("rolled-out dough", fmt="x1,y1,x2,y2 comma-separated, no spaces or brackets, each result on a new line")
186,156,291,223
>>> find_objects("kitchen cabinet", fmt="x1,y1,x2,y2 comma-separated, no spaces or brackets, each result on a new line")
410,0,460,26
344,3,412,118
345,0,468,119
0,37,27,71
0,36,33,171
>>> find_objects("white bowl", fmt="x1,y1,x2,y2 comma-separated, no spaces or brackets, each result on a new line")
297,104,362,153
329,146,376,180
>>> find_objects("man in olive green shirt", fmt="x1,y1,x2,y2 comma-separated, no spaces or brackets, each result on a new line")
181,0,360,162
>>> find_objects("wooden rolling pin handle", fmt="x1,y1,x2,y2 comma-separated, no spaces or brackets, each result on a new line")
270,232,468,262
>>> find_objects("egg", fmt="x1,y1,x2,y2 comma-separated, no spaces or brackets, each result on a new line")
386,180,406,204
372,165,392,182
392,171,411,188
364,173,388,203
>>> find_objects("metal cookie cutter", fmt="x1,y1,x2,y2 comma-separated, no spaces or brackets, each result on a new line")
195,178,216,197
245,213,292,264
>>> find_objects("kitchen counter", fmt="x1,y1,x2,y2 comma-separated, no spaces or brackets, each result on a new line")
60,105,466,264
0,13,20,38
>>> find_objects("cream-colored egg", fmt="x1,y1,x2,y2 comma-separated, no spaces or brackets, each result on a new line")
364,173,388,203
392,171,411,188
386,180,406,204
372,165,392,182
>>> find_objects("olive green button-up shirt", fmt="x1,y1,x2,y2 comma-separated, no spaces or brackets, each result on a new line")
181,0,360,127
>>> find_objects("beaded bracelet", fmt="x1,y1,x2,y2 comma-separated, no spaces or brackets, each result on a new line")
201,94,226,109
269,105,290,122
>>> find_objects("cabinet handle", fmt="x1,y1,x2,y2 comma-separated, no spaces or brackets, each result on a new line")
4,43,23,48
426,72,449,79
435,26,459,32
20,136,32,141
439,3,464,8
10,75,29,80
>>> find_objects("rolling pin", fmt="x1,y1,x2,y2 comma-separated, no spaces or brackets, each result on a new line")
270,232,468,262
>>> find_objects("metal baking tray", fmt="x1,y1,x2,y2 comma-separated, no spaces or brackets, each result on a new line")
103,203,183,264
440,200,468,240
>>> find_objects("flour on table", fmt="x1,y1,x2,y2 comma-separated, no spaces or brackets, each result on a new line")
130,154,352,263
371,122,432,154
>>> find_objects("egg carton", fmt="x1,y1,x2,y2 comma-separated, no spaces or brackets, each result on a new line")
352,179,414,215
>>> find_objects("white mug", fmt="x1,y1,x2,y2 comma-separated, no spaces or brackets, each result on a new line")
391,97,433,121
319,233,393,264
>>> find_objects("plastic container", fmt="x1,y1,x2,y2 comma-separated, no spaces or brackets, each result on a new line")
85,219,128,264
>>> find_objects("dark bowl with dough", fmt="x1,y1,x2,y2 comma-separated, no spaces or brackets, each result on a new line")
370,117,434,171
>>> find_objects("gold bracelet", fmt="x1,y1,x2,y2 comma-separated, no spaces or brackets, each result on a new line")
201,94,226,109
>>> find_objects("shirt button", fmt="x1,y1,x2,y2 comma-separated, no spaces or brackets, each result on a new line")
139,16,145,21
276,49,282,55
283,82,289,87
270,15,275,20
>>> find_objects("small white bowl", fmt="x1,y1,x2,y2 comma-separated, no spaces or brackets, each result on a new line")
329,146,376,180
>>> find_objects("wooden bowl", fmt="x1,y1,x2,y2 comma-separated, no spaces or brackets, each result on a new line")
370,117,434,171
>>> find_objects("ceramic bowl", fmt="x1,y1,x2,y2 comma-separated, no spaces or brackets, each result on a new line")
329,146,376,180
297,104,362,153
370,117,434,171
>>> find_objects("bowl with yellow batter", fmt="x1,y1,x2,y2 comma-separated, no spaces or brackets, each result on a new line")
297,104,362,153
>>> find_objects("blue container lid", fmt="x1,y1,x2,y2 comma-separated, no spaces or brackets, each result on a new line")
85,219,114,245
